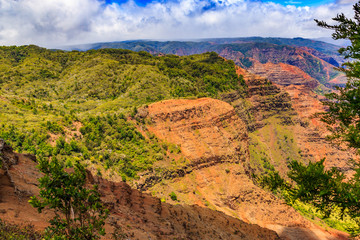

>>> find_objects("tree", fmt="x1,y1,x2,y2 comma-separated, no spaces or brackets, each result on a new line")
315,2,360,152
29,158,109,239
291,1,360,233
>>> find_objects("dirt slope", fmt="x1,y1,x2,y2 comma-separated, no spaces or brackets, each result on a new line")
0,139,280,240
143,98,348,240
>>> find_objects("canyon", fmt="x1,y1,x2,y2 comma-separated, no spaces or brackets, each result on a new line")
0,90,351,239
0,42,356,239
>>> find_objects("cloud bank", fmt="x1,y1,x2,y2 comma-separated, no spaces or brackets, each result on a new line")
0,0,356,47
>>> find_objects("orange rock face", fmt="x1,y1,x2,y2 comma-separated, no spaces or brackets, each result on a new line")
144,97,349,240
250,61,319,88
281,84,358,171
147,98,249,165
238,66,357,174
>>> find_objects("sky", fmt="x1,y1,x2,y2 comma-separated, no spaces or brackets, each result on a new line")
0,0,357,48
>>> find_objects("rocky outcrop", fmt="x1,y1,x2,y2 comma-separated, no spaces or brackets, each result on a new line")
228,69,295,132
147,98,249,164
0,140,281,240
150,163,348,240
250,62,319,89
231,66,356,179
97,170,280,240
235,67,356,176
299,46,341,67
142,98,348,240
246,46,339,86
0,140,48,230
0,140,41,198
134,98,250,190
281,84,358,172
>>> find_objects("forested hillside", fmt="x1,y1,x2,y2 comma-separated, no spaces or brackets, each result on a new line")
0,45,244,180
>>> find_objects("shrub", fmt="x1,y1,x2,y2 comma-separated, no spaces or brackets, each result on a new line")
29,158,109,239
169,192,178,201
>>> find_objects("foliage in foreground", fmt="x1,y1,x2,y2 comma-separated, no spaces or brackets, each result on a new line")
315,2,360,153
259,159,360,236
29,158,109,239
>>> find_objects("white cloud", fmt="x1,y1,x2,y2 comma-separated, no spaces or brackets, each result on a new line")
0,0,356,48
336,0,357,5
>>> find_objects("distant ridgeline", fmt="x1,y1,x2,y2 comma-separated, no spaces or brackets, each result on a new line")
70,37,344,88
0,45,245,180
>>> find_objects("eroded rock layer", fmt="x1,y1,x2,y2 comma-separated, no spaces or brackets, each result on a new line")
236,67,356,174
281,84,358,172
250,62,319,89
144,98,348,240
147,98,249,165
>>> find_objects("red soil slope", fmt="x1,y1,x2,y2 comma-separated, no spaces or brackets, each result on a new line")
0,140,280,240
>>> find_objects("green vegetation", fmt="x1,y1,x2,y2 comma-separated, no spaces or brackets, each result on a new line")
86,39,341,86
260,159,360,236
0,47,244,180
0,46,243,102
290,199,358,234
248,113,302,177
169,191,178,201
316,11,360,152
29,158,109,239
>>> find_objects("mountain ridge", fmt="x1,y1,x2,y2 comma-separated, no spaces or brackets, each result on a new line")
67,37,345,88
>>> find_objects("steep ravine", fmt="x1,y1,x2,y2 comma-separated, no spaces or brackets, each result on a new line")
233,67,356,176
280,84,358,172
142,98,348,240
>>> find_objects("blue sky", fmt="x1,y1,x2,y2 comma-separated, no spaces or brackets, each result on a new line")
0,0,356,47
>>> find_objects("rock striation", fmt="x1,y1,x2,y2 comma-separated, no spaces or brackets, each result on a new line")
143,98,348,240
147,98,249,165
250,62,319,89
281,84,358,172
